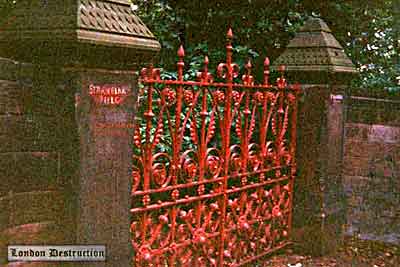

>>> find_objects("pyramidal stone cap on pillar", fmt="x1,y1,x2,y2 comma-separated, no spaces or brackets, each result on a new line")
272,17,357,75
0,0,161,67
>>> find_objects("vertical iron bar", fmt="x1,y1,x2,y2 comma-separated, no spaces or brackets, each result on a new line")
242,60,252,174
288,86,299,238
199,56,209,183
260,57,270,174
143,66,154,193
169,45,185,267
219,28,234,267
142,65,155,266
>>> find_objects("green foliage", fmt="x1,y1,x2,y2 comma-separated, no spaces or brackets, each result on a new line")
341,2,399,93
0,0,16,25
323,1,399,94
133,0,399,93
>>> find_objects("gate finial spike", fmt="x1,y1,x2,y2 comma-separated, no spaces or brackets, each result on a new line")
177,45,185,80
245,59,252,74
242,59,254,85
178,45,185,58
197,55,213,83
264,57,270,85
264,57,270,67
204,55,209,66
227,28,233,39
226,28,233,64
203,55,209,76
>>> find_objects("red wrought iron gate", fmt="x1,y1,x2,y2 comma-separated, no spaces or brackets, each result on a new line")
131,29,299,267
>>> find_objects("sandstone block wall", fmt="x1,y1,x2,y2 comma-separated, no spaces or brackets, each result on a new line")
0,57,61,195
0,57,77,263
343,97,400,244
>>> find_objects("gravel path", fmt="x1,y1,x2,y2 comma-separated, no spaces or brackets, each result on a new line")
262,238,399,267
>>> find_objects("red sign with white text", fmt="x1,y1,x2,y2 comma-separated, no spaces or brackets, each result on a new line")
89,84,130,105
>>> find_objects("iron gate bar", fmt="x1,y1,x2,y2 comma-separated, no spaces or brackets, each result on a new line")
135,79,300,89
131,28,299,267
131,166,289,197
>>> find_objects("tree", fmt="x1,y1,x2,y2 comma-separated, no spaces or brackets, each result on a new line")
134,0,399,94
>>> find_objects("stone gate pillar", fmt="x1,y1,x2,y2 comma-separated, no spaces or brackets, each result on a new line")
0,1,160,266
272,17,358,255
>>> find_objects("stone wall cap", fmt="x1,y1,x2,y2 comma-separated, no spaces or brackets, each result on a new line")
299,17,332,33
283,65,359,73
287,31,343,49
272,17,358,74
0,0,160,54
